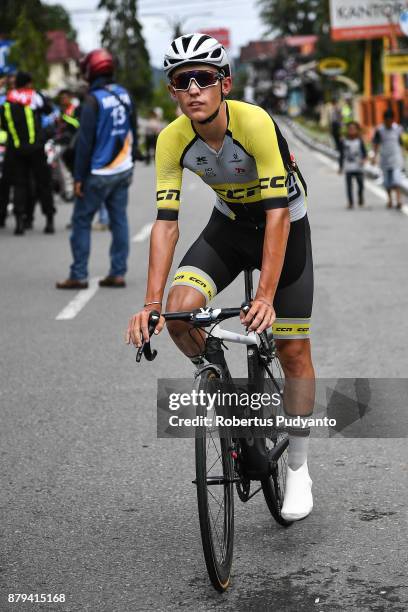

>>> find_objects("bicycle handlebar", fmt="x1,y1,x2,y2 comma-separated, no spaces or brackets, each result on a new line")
164,306,244,323
135,304,251,363
135,310,160,363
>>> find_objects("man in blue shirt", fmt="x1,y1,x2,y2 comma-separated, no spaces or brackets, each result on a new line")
57,49,138,289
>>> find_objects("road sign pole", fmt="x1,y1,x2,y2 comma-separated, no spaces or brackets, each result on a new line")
364,39,372,97
383,37,391,95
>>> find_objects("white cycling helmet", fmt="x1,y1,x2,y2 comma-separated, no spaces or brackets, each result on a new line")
164,33,231,78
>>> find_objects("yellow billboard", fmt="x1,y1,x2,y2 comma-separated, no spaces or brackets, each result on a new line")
383,53,408,75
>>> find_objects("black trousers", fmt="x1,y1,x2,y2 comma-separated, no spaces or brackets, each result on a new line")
8,147,54,218
0,147,12,220
345,171,364,206
331,122,342,153
144,134,158,164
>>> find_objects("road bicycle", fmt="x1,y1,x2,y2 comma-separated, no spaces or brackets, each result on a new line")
136,268,292,592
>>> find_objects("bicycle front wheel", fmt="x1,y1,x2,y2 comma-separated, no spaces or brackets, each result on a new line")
194,368,234,592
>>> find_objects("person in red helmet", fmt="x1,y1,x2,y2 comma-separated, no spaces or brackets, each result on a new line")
57,49,138,289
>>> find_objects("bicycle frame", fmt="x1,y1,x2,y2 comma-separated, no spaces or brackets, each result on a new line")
210,325,258,346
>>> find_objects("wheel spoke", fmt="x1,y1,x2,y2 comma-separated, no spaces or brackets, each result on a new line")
207,486,223,510
212,495,224,534
207,452,222,474
209,431,222,459
207,497,224,560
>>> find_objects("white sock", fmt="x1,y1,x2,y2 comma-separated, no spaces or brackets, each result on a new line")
288,434,310,471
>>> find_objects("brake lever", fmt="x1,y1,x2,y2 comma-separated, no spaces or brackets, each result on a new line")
239,301,252,333
136,310,160,363
241,301,275,354
259,329,276,359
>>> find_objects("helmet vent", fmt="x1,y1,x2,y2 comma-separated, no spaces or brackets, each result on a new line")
210,48,222,58
171,41,178,54
193,35,211,51
192,52,210,60
182,36,193,52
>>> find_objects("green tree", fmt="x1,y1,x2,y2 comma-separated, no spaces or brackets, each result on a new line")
228,65,248,101
8,7,49,88
258,0,327,36
0,0,44,36
98,0,153,106
40,4,77,40
0,1,76,40
152,80,177,123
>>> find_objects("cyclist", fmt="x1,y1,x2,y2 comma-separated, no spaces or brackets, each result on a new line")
126,34,315,521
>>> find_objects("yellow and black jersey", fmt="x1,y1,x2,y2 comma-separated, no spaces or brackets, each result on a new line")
155,100,307,225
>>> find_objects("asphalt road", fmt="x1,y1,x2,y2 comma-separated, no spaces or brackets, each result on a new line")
1,123,407,612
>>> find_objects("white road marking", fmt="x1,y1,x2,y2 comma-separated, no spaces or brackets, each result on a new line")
364,181,387,202
56,277,100,321
284,129,308,152
312,150,388,202
314,151,338,170
402,205,408,216
132,222,154,243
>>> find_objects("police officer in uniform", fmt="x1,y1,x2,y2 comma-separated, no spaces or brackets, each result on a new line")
0,68,11,227
0,71,55,235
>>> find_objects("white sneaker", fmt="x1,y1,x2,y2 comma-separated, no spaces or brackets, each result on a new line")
281,461,313,521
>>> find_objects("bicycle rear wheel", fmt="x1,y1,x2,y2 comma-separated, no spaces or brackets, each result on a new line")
194,368,234,592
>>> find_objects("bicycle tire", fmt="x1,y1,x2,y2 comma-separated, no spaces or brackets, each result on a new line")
195,368,234,592
261,362,292,527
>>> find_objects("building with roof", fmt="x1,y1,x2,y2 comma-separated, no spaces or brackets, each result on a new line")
46,31,81,93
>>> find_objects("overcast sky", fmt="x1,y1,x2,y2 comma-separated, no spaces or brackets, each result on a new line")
44,0,266,67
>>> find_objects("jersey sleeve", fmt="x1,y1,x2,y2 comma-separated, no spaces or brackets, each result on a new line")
155,127,183,220
372,129,381,145
246,110,289,210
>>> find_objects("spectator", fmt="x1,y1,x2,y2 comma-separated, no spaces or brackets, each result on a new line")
56,89,80,176
0,71,55,235
56,49,137,289
328,98,342,153
373,109,404,209
144,109,162,164
338,121,367,209
341,94,353,128
58,89,109,229
0,69,11,228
